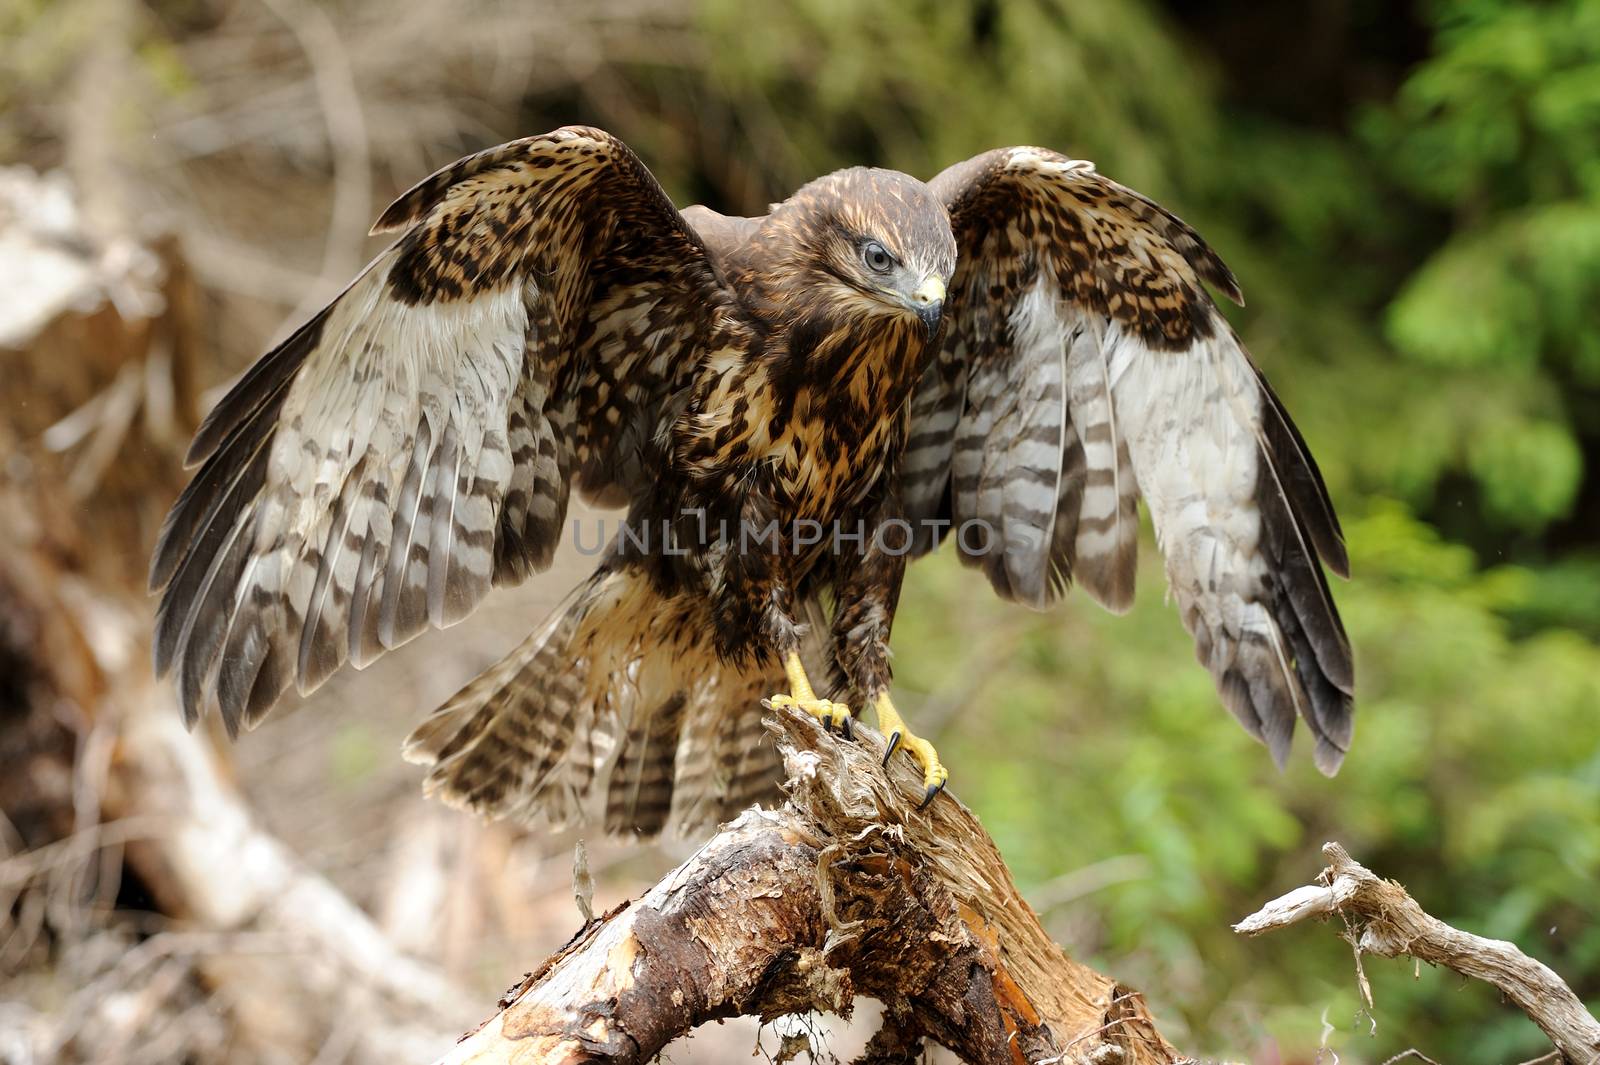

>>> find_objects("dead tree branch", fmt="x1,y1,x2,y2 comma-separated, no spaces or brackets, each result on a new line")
1235,842,1600,1065
0,166,472,1064
432,708,1186,1065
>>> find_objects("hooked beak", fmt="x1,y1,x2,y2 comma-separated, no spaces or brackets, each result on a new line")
909,275,946,337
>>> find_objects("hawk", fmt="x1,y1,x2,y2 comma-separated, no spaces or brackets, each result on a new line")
150,126,1353,836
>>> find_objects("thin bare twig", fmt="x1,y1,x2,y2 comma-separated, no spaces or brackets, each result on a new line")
1236,842,1600,1065
1378,1051,1443,1065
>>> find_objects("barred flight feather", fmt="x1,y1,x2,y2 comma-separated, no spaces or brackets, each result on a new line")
404,581,601,827
918,145,1354,773
1061,313,1141,612
669,672,785,833
151,127,730,737
900,344,966,555
405,566,781,838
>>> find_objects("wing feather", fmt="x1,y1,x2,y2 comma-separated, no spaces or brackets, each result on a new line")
915,146,1354,772
152,127,729,731
1062,313,1140,611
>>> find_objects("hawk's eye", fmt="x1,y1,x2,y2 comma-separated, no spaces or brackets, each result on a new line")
861,241,894,274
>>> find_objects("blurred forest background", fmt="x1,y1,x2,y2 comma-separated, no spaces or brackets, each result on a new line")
2,0,1598,1062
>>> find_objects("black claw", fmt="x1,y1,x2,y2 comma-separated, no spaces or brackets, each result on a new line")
917,781,946,811
841,716,854,741
882,731,901,766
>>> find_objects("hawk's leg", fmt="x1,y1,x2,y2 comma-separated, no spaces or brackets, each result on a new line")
832,489,947,807
731,511,854,736
768,649,853,736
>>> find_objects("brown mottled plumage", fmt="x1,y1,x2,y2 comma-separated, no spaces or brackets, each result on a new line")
151,128,1353,837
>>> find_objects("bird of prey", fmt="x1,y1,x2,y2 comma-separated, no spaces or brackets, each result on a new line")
150,126,1353,837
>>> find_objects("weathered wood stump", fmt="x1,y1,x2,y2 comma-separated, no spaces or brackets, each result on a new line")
436,708,1186,1065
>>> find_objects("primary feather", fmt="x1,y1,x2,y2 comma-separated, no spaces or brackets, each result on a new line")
909,146,1353,772
150,129,734,803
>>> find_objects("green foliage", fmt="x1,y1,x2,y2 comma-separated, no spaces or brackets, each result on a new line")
1366,0,1600,535
696,0,1220,193
676,0,1600,1059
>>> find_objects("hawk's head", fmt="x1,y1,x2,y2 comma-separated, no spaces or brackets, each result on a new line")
763,168,957,338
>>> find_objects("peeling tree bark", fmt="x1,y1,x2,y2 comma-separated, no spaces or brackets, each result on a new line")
434,709,1187,1065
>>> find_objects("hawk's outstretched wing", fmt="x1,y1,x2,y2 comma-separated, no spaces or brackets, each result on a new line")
151,127,729,735
904,147,1354,773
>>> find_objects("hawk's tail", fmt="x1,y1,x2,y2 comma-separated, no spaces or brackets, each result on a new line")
401,567,782,837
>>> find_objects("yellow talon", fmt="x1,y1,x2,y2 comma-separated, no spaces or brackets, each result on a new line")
769,651,853,735
872,691,948,808
766,654,945,807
